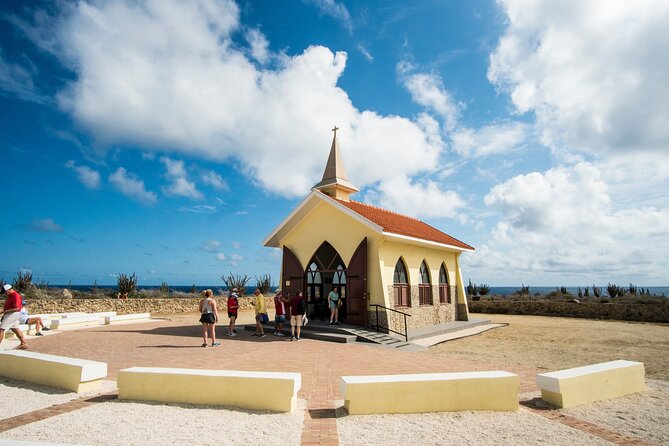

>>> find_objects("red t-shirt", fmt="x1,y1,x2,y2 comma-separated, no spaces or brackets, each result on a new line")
290,295,304,315
227,296,239,314
3,290,22,312
274,295,285,316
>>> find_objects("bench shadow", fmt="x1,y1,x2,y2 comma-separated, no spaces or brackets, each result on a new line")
0,376,71,395
520,397,556,410
108,397,287,415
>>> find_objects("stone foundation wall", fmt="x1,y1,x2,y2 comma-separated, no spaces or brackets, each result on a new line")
376,285,458,332
25,297,274,316
468,300,669,323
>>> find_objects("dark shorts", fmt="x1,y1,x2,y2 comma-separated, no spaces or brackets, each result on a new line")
275,314,286,323
228,311,237,319
199,313,216,324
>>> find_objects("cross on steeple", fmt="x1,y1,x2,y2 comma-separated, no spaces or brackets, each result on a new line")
332,126,339,137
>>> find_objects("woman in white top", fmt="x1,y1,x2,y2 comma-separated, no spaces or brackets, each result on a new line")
198,289,220,347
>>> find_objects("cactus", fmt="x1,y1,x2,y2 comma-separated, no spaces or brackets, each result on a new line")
117,273,138,296
255,274,272,294
221,272,250,296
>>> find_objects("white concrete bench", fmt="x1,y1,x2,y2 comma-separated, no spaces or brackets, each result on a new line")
91,311,117,321
0,350,107,392
46,312,87,320
118,367,301,412
104,313,151,325
50,314,101,330
536,360,645,408
340,371,519,414
2,324,30,338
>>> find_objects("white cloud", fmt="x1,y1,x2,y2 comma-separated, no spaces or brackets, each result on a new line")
0,52,50,104
365,175,467,221
245,28,269,64
471,162,669,283
178,205,217,213
108,167,157,205
231,241,241,249
65,160,101,189
216,253,226,261
202,240,221,253
21,218,64,233
356,44,373,62
160,157,203,200
200,170,228,190
398,63,461,131
305,0,353,33
489,0,669,156
451,122,530,158
46,0,449,212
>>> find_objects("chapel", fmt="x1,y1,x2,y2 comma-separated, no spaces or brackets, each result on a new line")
264,128,474,332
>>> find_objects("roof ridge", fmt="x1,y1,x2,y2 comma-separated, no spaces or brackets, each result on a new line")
344,199,423,222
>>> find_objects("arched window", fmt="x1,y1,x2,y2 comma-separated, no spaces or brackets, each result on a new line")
393,258,410,307
418,260,433,305
306,261,323,304
332,263,347,299
439,263,451,304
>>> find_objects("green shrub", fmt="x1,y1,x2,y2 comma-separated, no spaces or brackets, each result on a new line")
479,284,490,295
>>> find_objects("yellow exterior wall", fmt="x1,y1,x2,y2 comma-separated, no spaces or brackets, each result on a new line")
278,200,471,326
118,367,301,413
341,372,519,414
378,239,462,307
280,201,384,302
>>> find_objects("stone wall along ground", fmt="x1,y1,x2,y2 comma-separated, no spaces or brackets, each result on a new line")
26,297,275,316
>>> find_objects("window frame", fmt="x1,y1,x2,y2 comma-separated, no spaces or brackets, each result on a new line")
418,260,433,305
393,258,410,307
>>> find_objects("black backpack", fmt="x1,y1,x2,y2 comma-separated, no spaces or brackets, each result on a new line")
297,298,306,315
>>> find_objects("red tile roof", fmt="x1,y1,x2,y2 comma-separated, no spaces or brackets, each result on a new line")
329,196,475,251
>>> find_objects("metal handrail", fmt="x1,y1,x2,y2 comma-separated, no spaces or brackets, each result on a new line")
369,304,411,342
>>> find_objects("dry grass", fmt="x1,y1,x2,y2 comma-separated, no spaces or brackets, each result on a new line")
429,313,669,380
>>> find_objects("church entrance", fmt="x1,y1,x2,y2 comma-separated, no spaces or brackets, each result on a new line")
306,242,347,322
281,238,367,327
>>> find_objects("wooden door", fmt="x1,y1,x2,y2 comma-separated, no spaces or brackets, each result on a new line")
346,238,367,326
282,246,304,301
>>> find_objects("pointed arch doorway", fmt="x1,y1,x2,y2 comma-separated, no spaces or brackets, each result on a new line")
306,241,347,322
281,238,367,326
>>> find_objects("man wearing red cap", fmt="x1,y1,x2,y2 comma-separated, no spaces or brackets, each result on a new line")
0,284,28,349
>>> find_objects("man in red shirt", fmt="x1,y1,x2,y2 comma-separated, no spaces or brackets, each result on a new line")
289,291,305,341
273,289,288,336
0,284,28,349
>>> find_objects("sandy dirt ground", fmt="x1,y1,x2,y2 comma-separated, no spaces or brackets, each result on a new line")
1,311,668,445
429,314,669,380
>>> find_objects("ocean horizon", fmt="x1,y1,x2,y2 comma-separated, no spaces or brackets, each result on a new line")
43,284,669,297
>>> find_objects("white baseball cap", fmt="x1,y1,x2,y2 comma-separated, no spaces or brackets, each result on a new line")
3,284,12,291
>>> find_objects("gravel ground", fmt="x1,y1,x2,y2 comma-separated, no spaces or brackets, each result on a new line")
1,396,306,446
335,404,612,446
562,379,669,446
0,378,118,420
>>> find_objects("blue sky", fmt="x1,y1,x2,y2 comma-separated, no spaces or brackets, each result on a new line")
1,0,668,287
